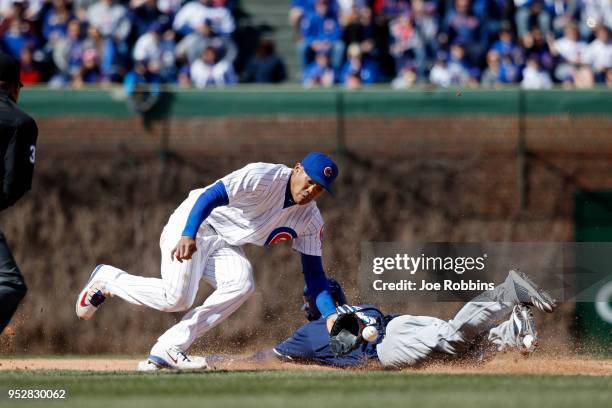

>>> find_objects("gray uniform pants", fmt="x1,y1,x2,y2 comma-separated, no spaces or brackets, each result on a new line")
377,275,520,368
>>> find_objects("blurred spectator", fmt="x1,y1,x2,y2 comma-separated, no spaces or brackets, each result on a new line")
583,24,611,82
499,52,521,83
19,45,42,83
443,0,484,64
521,26,555,72
551,0,579,37
42,0,74,43
337,0,367,23
177,64,191,88
551,23,587,81
289,0,312,40
344,71,360,88
447,41,472,84
342,7,377,58
489,24,523,83
129,0,164,39
175,18,236,65
491,23,525,66
578,0,612,39
340,42,379,87
0,0,32,32
189,45,237,87
411,0,439,56
1,15,38,59
0,0,43,21
303,51,336,87
444,0,481,42
299,0,344,70
157,0,182,15
51,19,85,86
72,47,102,87
290,0,338,37
82,25,123,81
389,13,425,77
173,0,235,37
515,0,551,38
243,39,287,83
467,67,481,87
0,0,13,17
0,0,14,27
73,0,98,22
521,54,553,88
481,49,503,87
476,0,511,43
133,23,176,81
391,61,417,88
87,0,131,43
124,59,162,94
571,63,595,87
429,51,453,86
28,0,44,20
605,67,612,87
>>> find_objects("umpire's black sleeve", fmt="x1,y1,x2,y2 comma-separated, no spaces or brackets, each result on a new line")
0,117,37,210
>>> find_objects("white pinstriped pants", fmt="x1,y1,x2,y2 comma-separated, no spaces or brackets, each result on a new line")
99,225,255,350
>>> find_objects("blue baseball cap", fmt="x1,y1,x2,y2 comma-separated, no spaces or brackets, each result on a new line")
301,152,339,193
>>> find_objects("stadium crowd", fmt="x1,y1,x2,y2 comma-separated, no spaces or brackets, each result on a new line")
0,0,610,89
0,0,287,89
294,0,611,88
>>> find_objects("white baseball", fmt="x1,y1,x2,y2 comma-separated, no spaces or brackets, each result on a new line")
523,334,535,349
362,326,379,342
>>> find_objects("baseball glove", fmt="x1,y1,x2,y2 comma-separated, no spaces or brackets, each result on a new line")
329,305,364,356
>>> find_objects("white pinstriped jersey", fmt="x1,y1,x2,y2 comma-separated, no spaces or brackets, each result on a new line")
167,163,324,256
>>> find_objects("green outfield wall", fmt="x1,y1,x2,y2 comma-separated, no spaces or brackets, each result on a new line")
20,87,612,118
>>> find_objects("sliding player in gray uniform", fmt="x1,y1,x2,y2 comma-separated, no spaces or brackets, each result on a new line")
240,269,556,369
75,152,341,371
376,269,555,368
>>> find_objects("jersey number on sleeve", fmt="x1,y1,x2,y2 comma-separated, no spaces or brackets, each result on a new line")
29,145,36,164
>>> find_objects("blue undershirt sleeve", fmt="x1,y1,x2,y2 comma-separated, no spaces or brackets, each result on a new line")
182,180,229,238
301,253,336,319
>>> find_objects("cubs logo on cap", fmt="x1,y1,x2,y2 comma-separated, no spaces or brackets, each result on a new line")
302,152,339,193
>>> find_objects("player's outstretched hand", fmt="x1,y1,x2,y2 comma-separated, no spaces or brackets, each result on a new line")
171,236,197,263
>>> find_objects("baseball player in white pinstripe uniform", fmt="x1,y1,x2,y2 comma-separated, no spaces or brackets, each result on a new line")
75,152,340,371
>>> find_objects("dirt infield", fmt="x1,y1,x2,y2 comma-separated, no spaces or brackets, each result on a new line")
1,354,610,376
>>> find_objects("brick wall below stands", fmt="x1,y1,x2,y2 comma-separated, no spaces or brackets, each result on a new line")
1,113,610,354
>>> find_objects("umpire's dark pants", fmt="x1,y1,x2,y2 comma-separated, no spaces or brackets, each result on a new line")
0,231,27,334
